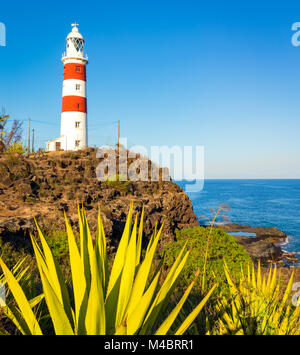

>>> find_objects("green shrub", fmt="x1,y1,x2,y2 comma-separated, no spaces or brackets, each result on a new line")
0,238,33,271
162,226,252,294
45,230,69,261
45,230,70,276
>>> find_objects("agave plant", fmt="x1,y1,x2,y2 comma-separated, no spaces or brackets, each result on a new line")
210,261,300,335
0,257,44,335
0,204,217,335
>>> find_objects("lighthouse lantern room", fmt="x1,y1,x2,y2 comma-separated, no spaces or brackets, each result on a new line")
47,24,88,152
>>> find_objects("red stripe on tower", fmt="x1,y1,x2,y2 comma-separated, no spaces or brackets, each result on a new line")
62,96,87,113
63,63,86,81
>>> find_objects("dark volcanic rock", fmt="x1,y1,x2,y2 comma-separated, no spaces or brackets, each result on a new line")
220,223,287,243
0,149,199,252
235,238,283,262
214,223,288,263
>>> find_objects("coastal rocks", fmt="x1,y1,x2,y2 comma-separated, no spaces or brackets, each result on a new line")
215,223,288,263
219,224,287,243
283,253,299,263
237,239,283,262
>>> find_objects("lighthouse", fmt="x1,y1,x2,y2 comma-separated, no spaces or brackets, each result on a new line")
47,24,88,151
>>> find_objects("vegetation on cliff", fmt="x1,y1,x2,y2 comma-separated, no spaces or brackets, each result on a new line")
162,226,251,293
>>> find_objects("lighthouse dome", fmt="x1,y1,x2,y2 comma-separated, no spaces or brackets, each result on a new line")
62,23,88,61
66,24,84,40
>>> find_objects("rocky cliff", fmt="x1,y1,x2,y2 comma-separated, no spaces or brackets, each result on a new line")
0,148,199,253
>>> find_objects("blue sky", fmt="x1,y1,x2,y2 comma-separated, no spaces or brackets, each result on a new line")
1,0,300,178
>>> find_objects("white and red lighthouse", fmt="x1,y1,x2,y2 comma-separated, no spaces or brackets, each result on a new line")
47,24,88,151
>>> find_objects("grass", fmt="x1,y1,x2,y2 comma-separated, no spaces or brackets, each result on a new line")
103,174,134,194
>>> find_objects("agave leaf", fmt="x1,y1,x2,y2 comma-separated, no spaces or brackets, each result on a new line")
223,260,238,297
140,248,190,334
105,204,133,332
79,205,92,293
2,303,32,335
105,273,122,334
30,233,74,329
257,260,261,290
148,252,165,286
262,274,266,294
136,206,144,268
116,215,138,328
28,293,45,309
273,270,295,326
147,222,157,254
127,272,161,335
280,270,294,306
155,270,200,335
0,257,29,284
266,264,273,290
175,283,218,335
251,263,256,289
126,225,162,317
64,212,86,332
39,269,74,335
95,208,108,292
115,320,127,335
106,203,133,297
33,223,73,327
0,258,42,335
270,264,277,292
85,237,106,335
82,208,94,257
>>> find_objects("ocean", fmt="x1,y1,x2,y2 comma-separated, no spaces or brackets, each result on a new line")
176,180,300,254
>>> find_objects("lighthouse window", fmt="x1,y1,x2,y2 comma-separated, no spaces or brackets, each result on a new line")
76,84,81,91
72,38,84,52
75,122,80,128
76,66,81,72
75,140,80,147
